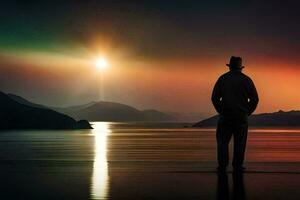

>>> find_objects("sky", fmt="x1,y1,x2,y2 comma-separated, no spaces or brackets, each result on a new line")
1,0,300,118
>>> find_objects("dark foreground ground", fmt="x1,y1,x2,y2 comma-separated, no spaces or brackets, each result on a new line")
0,122,299,199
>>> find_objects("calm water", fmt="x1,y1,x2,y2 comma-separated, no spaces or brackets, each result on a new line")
0,122,300,199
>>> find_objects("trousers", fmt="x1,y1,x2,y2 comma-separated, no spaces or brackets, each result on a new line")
216,115,248,168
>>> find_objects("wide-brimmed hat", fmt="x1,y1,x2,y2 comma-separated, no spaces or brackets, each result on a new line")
226,56,244,69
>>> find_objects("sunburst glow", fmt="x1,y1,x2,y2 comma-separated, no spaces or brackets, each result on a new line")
95,57,108,70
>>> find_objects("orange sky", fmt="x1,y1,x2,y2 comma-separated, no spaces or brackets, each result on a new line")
1,51,300,118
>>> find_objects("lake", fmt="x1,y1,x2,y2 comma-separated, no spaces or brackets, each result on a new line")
0,122,300,199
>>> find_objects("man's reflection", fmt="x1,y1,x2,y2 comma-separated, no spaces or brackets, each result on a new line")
216,172,246,200
217,172,229,200
232,172,246,200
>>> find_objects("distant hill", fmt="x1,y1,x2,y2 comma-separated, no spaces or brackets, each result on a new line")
193,110,300,127
7,93,48,109
52,101,97,114
53,101,175,122
141,109,174,121
0,92,91,129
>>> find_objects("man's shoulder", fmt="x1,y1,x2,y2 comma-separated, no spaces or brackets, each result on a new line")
221,71,253,81
218,71,235,81
240,72,253,82
219,71,231,79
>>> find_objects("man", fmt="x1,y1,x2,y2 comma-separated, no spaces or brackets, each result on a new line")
212,56,259,172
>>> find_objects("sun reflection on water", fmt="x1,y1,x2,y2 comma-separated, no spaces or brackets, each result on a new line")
91,122,111,200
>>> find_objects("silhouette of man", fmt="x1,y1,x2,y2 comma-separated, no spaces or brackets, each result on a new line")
212,56,259,172
216,172,246,200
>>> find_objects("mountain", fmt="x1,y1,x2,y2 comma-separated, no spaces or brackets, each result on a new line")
52,101,97,114
54,101,175,122
193,110,300,127
0,92,91,129
7,93,48,109
141,109,174,121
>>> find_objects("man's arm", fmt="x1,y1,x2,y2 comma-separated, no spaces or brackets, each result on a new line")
211,77,223,114
247,78,259,115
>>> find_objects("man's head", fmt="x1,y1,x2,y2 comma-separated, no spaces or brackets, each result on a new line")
226,56,244,71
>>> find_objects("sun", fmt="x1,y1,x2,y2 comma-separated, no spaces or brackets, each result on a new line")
95,57,108,70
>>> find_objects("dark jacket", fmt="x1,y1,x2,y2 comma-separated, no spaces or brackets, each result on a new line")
211,70,259,116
